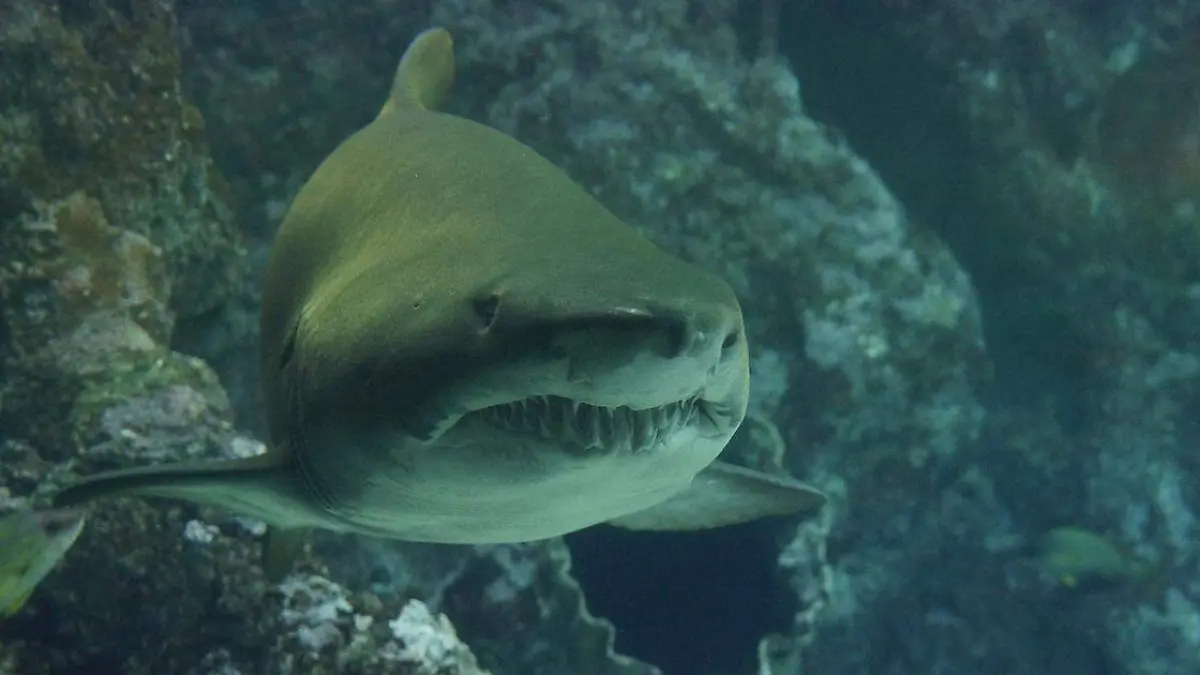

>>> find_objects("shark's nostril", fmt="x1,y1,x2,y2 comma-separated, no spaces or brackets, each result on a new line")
661,315,740,360
666,319,690,359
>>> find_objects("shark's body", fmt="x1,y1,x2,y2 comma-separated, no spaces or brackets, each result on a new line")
53,28,825,578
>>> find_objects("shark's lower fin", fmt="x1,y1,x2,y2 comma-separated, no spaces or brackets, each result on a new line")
51,453,322,531
606,461,826,531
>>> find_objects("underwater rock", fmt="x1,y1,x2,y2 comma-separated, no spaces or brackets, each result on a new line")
0,0,246,475
905,4,1200,674
264,575,490,675
0,0,242,323
887,0,1200,360
765,2,1200,674
0,1,255,672
443,541,661,675
313,536,662,674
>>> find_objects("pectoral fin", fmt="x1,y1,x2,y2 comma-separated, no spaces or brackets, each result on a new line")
3,588,35,618
51,453,323,531
606,461,826,531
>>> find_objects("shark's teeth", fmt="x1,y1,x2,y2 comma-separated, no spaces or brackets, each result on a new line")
477,395,705,453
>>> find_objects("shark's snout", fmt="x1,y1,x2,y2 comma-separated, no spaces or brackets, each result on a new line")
480,268,743,362
541,302,740,366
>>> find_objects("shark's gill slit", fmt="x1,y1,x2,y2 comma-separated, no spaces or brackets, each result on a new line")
474,395,707,452
293,440,336,510
278,325,297,370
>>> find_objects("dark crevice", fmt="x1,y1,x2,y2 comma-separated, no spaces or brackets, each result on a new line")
564,521,795,675
770,2,1092,426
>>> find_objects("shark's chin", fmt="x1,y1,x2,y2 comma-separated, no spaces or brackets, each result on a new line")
465,395,729,454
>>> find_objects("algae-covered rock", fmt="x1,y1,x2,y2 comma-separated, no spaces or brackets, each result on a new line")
0,0,245,483
0,0,241,323
0,1,257,672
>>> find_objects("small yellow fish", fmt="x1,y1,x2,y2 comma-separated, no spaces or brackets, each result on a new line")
1036,526,1146,589
0,508,86,617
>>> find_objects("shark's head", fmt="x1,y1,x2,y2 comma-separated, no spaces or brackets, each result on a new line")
282,199,752,539
290,165,751,477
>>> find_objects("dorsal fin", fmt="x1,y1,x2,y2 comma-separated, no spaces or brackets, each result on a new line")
379,27,455,117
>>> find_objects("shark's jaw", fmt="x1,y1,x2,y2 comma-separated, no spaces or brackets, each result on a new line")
318,387,745,542
468,394,733,455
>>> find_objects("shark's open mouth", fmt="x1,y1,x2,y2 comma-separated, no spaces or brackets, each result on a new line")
475,395,718,453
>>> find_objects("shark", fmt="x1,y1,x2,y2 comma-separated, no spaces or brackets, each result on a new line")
52,27,826,580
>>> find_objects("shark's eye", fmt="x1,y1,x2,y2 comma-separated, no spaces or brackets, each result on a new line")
721,329,739,350
472,293,501,331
